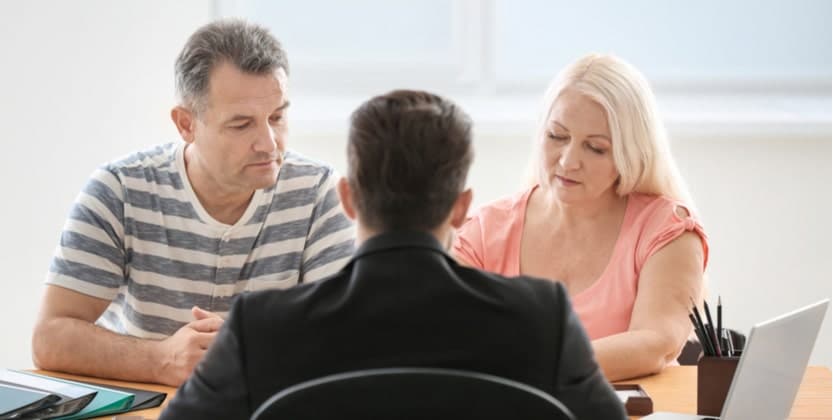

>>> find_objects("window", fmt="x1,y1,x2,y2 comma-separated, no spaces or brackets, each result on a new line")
494,0,831,92
218,0,830,94
216,0,831,136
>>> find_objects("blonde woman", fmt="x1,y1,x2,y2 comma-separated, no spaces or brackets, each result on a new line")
454,54,708,381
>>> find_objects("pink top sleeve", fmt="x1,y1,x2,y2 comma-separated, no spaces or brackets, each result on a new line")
633,199,709,273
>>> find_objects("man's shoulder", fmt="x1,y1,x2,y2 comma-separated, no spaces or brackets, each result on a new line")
234,270,348,318
105,143,178,172
279,150,336,183
89,143,186,202
96,143,179,183
505,273,569,304
455,264,569,307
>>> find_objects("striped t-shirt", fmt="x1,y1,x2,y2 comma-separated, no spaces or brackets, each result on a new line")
47,143,355,339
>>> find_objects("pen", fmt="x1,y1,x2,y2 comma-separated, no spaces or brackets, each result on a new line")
690,299,714,356
689,312,712,356
706,322,722,357
717,296,723,351
724,329,735,357
703,299,722,356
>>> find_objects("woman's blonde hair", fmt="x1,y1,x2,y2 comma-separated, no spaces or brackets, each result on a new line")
529,53,694,206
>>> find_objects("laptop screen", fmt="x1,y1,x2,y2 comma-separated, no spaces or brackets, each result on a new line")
720,300,828,419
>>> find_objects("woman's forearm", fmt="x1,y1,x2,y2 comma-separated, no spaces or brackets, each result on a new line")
592,329,679,381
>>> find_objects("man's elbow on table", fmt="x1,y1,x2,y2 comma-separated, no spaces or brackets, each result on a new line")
31,317,65,370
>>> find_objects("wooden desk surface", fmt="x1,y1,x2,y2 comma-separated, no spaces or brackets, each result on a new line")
620,366,831,419
35,366,831,419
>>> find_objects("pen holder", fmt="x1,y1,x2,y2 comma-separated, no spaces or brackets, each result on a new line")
697,356,740,416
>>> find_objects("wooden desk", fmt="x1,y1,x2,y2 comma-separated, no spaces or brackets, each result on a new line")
35,366,831,419
620,366,831,419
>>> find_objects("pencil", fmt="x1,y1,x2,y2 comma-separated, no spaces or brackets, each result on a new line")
703,299,723,356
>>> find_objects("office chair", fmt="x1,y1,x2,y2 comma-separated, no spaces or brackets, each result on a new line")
251,367,576,420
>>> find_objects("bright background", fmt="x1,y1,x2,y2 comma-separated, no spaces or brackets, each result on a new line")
1,0,830,369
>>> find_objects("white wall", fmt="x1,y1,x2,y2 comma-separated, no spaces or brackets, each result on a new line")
0,0,214,367
0,1,829,372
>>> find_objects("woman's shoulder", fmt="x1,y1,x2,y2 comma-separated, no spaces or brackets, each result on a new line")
454,187,533,273
627,193,698,223
627,192,678,209
625,192,708,269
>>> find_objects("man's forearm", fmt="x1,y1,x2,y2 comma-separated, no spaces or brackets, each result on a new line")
32,316,163,384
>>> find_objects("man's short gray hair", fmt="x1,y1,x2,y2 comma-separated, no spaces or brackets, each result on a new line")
175,19,289,113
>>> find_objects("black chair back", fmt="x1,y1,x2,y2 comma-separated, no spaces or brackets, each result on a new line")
251,367,575,420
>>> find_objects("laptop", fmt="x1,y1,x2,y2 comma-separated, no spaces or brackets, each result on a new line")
643,299,829,420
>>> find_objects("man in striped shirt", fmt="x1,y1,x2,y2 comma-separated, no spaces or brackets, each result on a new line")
31,19,354,386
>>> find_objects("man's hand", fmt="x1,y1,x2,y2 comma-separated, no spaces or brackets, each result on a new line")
154,307,224,386
191,305,223,322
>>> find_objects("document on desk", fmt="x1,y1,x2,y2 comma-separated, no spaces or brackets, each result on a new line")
0,369,169,419
0,382,59,419
73,379,167,412
1,370,136,420
50,377,134,420
0,369,97,419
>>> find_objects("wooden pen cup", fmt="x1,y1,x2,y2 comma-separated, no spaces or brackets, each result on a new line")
697,356,740,416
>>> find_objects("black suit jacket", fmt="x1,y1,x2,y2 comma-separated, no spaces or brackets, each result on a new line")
161,232,626,419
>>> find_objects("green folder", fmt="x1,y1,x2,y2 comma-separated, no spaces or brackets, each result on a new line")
9,371,134,420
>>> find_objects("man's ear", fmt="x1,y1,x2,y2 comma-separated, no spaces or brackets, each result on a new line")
450,188,473,229
337,177,357,221
171,106,196,144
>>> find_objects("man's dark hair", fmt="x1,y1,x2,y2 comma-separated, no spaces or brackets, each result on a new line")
175,19,289,114
347,90,474,232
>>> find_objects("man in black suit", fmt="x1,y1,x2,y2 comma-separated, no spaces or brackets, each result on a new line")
160,90,626,419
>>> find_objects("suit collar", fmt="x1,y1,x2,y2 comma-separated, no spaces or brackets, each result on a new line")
351,231,447,261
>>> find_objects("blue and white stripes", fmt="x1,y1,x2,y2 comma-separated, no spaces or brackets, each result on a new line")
47,143,354,338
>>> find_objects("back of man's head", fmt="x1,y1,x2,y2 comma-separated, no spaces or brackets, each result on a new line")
175,19,288,114
347,90,474,232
